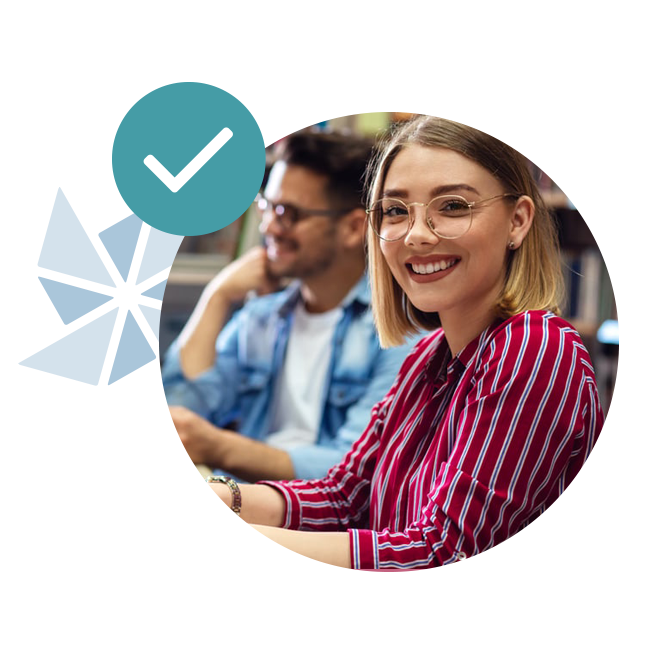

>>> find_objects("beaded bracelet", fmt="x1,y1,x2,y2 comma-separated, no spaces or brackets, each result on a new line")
206,475,242,515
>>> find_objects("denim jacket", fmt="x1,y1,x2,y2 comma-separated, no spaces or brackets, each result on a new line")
162,275,418,480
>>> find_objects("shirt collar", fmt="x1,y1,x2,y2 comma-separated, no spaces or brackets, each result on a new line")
428,318,504,385
452,318,505,370
277,272,370,318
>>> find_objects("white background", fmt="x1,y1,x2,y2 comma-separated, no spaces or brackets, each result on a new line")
2,2,645,646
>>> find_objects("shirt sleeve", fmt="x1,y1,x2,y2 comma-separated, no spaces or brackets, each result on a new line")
161,309,244,423
348,314,603,569
287,339,419,480
261,381,400,531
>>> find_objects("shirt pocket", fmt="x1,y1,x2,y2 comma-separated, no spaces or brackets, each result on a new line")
327,379,368,409
237,366,271,396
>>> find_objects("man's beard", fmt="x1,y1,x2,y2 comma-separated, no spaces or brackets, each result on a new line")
265,233,337,280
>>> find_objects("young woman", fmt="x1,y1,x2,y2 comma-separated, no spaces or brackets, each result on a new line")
208,116,603,570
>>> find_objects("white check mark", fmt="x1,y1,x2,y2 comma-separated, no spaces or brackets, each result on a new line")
143,127,233,193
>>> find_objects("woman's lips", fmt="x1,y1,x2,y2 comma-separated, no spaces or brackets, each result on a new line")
405,257,460,283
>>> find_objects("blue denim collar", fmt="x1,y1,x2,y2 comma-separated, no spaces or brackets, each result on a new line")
276,272,370,318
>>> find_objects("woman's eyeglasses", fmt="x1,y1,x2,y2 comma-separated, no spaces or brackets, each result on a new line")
366,193,520,241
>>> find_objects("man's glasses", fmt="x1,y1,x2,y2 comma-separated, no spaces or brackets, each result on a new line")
366,193,520,241
256,197,354,230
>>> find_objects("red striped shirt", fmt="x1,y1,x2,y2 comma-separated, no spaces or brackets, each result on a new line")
263,311,603,569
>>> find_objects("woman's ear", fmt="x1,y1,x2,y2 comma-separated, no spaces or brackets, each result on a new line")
509,195,535,248
340,207,368,249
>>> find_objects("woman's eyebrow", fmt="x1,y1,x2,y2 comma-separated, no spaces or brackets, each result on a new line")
381,188,408,198
431,183,480,197
381,183,480,199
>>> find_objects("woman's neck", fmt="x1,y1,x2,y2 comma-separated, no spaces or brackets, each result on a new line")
441,305,499,357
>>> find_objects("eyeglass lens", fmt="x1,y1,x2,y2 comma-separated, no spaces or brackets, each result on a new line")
258,199,297,228
369,196,472,241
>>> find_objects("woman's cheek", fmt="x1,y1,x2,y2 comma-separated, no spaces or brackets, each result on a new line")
379,240,399,272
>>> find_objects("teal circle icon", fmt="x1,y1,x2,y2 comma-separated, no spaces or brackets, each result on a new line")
112,82,266,236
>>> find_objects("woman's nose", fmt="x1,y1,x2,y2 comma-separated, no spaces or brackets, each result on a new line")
403,205,441,246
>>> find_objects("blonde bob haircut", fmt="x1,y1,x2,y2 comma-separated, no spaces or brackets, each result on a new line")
366,115,565,348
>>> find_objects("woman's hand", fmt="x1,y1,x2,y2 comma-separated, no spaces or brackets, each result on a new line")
208,483,352,568
208,483,287,528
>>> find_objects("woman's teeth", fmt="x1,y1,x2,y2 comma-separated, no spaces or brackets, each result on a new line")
411,259,457,275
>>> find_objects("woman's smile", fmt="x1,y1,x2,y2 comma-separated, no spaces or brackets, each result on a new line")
406,255,461,282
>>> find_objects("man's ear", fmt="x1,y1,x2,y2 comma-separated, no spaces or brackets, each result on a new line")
339,207,368,249
509,195,535,248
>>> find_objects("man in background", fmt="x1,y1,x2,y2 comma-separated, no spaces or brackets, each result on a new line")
162,130,417,482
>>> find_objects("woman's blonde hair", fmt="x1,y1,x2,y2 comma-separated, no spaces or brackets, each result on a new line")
365,115,565,347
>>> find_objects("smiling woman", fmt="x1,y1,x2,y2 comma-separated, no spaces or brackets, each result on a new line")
366,117,564,350
373,145,536,355
208,115,604,570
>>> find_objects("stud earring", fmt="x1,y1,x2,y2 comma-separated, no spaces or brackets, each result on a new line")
508,241,516,249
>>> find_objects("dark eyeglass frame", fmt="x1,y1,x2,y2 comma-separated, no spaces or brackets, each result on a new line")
256,196,355,229
366,193,521,241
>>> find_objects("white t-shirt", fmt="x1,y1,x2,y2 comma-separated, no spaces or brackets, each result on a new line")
265,301,343,450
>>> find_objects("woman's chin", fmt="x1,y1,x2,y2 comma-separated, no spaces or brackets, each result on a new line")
404,293,444,315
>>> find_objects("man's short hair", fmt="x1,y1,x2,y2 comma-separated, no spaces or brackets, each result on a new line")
274,129,375,210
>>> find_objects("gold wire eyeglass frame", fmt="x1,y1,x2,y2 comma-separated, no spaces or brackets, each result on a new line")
366,193,520,241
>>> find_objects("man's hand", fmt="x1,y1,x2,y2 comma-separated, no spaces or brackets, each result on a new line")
208,246,280,305
170,406,222,466
169,405,296,482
